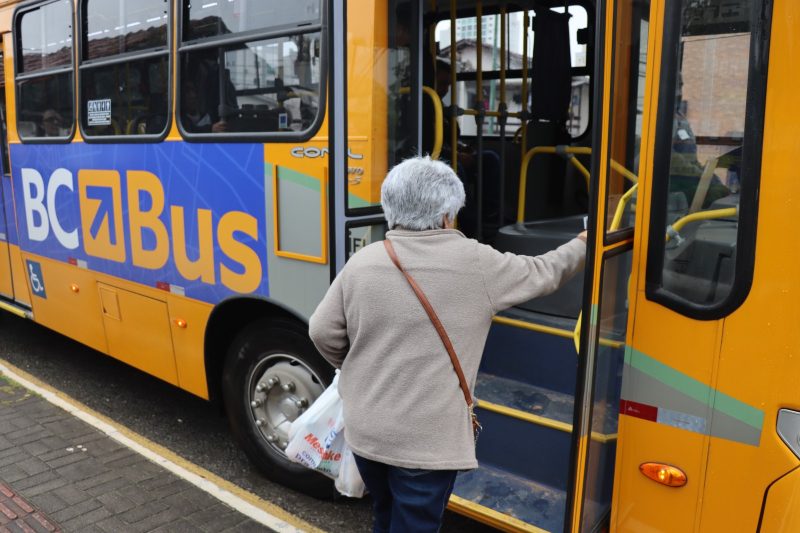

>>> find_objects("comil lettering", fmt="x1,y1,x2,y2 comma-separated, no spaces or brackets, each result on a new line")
21,167,263,294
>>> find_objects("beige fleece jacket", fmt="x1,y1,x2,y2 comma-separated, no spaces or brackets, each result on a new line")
308,229,586,470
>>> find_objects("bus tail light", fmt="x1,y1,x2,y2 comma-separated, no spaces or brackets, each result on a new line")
639,463,687,487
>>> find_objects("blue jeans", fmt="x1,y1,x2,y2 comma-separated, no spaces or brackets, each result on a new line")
354,454,458,533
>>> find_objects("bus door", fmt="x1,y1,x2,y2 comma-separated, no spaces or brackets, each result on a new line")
609,0,777,531
330,0,417,268
565,0,652,529
0,35,14,300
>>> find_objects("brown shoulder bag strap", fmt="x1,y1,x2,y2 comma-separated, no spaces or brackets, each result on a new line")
383,239,477,424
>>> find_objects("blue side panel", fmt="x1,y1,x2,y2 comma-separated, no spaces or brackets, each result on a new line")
0,176,6,241
9,142,268,304
1,171,18,245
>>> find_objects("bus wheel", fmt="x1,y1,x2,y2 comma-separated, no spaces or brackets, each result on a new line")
222,318,335,498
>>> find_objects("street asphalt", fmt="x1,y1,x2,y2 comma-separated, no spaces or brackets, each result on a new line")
0,312,498,533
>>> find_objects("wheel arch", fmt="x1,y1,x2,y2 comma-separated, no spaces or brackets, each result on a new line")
204,296,310,404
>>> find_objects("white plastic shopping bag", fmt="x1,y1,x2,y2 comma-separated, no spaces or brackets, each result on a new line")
286,372,366,497
286,371,346,477
335,447,366,498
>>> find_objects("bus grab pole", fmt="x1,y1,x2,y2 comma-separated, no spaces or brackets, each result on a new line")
475,1,484,240
517,10,530,225
450,0,458,174
498,5,507,228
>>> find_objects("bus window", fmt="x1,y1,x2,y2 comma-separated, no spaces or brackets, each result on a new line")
15,0,75,141
80,0,170,138
603,0,650,236
648,0,765,311
0,48,10,173
178,0,323,138
434,7,590,139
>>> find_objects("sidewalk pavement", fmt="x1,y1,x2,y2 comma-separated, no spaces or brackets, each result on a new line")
0,373,273,533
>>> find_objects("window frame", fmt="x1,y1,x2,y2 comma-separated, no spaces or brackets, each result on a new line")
440,0,595,143
176,0,328,143
601,0,651,245
77,0,173,143
644,0,772,320
13,0,77,144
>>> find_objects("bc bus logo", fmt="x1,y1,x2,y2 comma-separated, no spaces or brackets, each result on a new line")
18,165,265,297
26,260,46,299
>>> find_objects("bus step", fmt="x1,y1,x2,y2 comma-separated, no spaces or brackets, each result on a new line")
450,463,566,533
0,297,33,320
482,314,578,395
474,395,571,491
475,372,574,427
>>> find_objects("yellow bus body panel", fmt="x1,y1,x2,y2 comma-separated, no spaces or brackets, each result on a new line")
760,466,800,533
0,241,11,297
697,0,800,527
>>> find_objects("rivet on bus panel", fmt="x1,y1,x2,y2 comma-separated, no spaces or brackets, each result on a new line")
70,284,79,293
639,463,687,487
173,318,188,329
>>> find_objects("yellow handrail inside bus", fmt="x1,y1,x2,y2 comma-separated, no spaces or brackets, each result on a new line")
517,146,592,224
399,86,444,160
573,182,639,353
609,182,639,233
518,148,640,225
666,206,738,242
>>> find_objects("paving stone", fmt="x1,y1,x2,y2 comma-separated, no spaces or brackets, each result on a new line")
188,505,249,532
75,470,123,493
118,500,169,524
50,485,92,507
43,452,87,470
95,492,137,515
60,506,112,531
95,515,131,533
26,492,68,515
17,459,49,478
0,453,28,470
0,467,27,484
118,461,162,484
55,460,109,483
0,373,271,533
9,472,62,494
150,519,202,533
84,476,132,497
50,498,102,523
131,507,183,532
5,428,50,446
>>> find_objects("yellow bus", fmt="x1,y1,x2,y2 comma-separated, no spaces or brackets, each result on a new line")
0,0,796,531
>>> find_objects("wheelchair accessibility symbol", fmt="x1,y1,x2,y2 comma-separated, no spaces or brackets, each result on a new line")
26,260,47,299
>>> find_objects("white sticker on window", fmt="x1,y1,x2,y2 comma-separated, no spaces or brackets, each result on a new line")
87,99,112,126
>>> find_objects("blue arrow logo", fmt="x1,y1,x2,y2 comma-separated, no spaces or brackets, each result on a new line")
85,186,116,245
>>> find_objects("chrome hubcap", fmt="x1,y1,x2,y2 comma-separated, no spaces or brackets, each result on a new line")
248,355,325,453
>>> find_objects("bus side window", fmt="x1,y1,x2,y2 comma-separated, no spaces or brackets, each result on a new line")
79,0,170,139
178,0,323,139
15,0,75,142
647,0,768,314
0,47,10,173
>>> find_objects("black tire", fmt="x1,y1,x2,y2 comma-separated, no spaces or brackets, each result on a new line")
222,318,336,499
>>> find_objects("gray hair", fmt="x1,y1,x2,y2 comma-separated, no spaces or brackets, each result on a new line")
381,156,465,230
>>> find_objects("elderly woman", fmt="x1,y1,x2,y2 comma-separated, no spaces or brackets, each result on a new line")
309,157,586,532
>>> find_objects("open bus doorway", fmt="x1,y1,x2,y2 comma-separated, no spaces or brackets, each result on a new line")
343,0,608,530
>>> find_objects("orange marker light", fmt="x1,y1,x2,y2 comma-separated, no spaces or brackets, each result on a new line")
70,283,80,293
639,463,687,487
173,318,188,329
